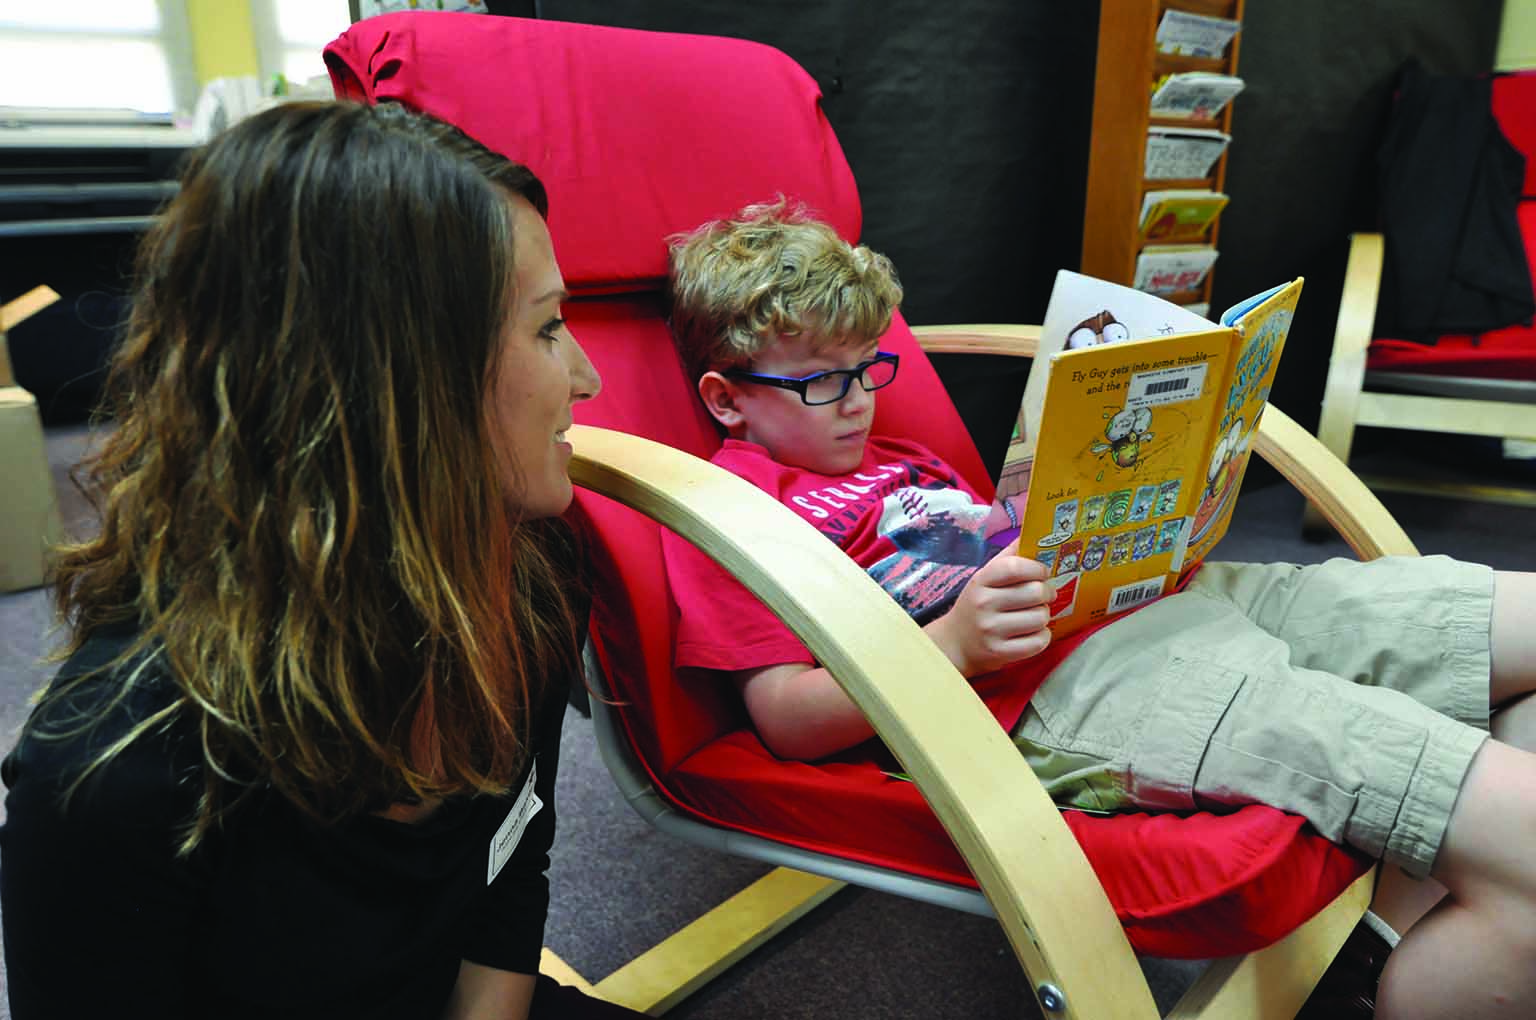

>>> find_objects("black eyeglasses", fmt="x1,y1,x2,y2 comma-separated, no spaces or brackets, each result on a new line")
725,351,900,406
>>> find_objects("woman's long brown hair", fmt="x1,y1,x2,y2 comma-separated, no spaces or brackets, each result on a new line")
42,101,578,852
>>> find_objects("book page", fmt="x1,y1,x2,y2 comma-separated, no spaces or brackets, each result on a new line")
1149,73,1245,120
1013,327,1235,639
1133,246,1220,295
1155,10,1240,58
1145,128,1231,180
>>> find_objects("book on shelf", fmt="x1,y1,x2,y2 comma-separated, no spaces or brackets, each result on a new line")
1134,244,1219,296
1155,9,1241,58
1145,126,1230,179
1139,189,1228,240
992,271,1303,638
1150,72,1245,120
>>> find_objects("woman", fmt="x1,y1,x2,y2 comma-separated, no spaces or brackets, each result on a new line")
0,100,641,1019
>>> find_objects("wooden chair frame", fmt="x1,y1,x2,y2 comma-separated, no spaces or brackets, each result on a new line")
1307,232,1536,532
561,323,1413,1018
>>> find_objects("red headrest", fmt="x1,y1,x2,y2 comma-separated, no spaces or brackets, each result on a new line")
1492,70,1536,198
325,12,862,292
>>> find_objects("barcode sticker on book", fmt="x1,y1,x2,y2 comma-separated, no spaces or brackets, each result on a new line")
1126,361,1210,410
1107,576,1166,616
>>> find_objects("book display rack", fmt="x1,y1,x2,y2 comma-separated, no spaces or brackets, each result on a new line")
1080,0,1244,312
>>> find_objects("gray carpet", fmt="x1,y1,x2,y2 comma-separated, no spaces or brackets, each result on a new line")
2,421,1533,1019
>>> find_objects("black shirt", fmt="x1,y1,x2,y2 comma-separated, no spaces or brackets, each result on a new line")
1,625,566,1018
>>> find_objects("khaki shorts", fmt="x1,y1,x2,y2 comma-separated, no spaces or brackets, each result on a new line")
1012,555,1494,877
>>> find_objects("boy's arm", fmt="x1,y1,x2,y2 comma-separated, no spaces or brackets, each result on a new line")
736,552,1055,761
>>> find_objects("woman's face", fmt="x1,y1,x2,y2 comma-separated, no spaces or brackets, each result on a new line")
488,195,601,518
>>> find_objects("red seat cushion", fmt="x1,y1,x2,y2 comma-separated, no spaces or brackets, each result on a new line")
329,11,1372,960
1492,70,1536,198
325,11,859,294
1370,201,1536,380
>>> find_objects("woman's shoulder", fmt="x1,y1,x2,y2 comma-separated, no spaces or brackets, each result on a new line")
2,626,200,832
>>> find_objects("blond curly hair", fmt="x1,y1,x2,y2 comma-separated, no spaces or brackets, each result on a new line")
667,198,904,385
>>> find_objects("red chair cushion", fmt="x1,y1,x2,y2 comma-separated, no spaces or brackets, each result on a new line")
1492,70,1536,197
325,11,859,293
329,11,1372,959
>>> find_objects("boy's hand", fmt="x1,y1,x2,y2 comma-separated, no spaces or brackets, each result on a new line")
925,550,1054,678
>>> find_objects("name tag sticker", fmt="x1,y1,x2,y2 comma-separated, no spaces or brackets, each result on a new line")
487,761,543,885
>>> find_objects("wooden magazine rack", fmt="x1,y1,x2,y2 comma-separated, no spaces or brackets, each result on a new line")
1081,0,1243,307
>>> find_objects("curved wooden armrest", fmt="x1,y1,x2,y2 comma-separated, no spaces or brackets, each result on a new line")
1255,402,1417,559
909,323,1040,358
568,424,1158,1020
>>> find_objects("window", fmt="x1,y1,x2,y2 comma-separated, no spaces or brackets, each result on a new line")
252,0,352,91
0,2,196,116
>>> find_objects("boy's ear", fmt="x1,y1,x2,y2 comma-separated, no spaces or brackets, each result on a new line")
698,371,746,429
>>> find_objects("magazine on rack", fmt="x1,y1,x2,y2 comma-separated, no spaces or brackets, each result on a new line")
991,271,1303,638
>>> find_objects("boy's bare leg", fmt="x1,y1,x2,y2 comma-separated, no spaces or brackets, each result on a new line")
1370,570,1536,938
1490,571,1536,705
1375,738,1536,1019
1371,695,1536,935
1368,866,1443,941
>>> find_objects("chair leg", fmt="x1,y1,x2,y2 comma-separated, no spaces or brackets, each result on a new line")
541,947,598,993
591,867,845,1015
1165,866,1376,1020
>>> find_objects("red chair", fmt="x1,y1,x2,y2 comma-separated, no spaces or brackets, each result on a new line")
327,13,1401,1017
1311,69,1536,529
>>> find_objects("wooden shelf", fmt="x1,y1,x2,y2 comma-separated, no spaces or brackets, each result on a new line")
1162,0,1239,17
1139,229,1216,247
1155,287,1210,306
1081,0,1243,313
1148,115,1223,131
1153,54,1227,76
1142,176,1217,191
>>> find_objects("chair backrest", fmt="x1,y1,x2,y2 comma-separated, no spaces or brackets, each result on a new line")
1493,70,1536,198
325,12,993,776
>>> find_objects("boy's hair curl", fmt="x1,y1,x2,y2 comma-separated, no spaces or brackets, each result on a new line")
667,198,903,384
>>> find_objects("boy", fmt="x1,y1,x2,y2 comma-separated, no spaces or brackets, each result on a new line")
661,201,1536,1019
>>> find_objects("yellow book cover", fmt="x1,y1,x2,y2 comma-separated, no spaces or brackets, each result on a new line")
994,271,1302,638
1139,190,1229,241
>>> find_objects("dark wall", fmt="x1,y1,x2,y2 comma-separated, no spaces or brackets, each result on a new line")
497,0,1506,476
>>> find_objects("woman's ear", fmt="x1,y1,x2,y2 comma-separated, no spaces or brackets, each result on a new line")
698,372,746,430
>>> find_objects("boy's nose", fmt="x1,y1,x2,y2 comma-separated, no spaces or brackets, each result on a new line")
838,382,872,414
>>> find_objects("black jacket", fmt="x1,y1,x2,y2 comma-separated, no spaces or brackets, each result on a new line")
1377,60,1535,341
1,625,567,1019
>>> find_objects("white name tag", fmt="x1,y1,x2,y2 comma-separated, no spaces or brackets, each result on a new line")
487,761,543,885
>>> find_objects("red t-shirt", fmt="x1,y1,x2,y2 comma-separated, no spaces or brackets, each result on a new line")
661,436,1109,734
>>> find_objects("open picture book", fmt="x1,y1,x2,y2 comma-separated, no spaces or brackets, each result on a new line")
991,271,1303,638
